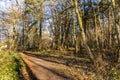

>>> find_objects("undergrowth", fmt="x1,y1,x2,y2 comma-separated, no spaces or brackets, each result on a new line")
0,51,24,80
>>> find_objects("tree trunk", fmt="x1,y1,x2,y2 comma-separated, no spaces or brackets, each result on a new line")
73,0,95,63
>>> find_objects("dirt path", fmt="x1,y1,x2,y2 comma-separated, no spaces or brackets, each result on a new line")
21,53,71,80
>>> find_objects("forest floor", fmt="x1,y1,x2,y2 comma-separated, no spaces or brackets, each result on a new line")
21,50,120,80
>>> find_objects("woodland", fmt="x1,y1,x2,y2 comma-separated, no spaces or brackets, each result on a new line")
0,0,120,80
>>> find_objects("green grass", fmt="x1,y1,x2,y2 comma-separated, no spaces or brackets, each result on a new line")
0,51,24,80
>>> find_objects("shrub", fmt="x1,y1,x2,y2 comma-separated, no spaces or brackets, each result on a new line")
0,51,24,80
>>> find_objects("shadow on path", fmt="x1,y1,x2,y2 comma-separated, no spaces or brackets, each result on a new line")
22,52,74,80
24,61,38,80
28,59,72,79
23,51,93,72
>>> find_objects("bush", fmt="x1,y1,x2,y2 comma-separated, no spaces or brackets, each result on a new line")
108,68,120,80
0,51,24,80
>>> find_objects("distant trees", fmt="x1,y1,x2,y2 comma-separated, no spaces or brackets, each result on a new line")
20,0,45,50
0,0,119,65
47,0,120,64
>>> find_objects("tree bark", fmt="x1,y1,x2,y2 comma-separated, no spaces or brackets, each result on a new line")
73,0,95,63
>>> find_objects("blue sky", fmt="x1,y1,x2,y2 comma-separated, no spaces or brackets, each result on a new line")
0,0,6,10
0,0,24,12
0,0,14,11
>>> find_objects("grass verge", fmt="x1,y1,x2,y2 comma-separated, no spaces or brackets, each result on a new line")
0,51,25,80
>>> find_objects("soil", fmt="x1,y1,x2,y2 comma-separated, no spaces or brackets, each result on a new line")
21,53,72,80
